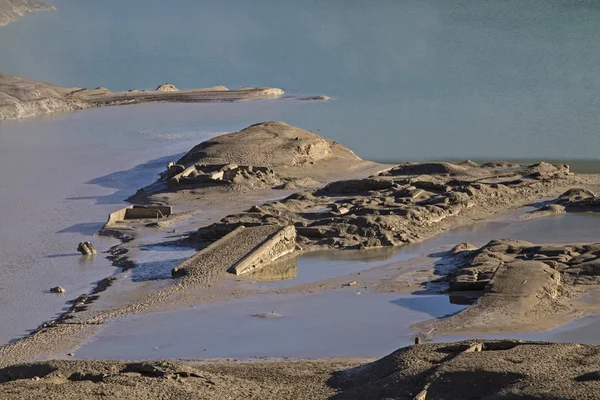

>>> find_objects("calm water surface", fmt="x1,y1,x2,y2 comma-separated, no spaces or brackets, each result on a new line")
1,0,600,160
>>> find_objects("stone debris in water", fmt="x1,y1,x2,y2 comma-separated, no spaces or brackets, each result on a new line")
77,241,98,256
50,286,65,294
251,312,282,319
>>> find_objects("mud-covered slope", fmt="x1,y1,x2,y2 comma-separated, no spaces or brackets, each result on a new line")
0,73,88,120
0,0,54,26
177,121,364,174
331,340,600,400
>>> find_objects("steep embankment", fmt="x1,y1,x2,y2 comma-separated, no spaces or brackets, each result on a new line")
0,0,54,26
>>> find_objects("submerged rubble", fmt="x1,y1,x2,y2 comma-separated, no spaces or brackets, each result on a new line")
419,239,600,333
163,162,279,189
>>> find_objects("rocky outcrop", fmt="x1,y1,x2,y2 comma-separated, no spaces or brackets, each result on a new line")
0,0,54,26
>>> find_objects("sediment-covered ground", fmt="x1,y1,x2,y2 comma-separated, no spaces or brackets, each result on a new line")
3,122,600,398
416,237,600,334
2,340,600,399
0,0,53,26
0,73,285,120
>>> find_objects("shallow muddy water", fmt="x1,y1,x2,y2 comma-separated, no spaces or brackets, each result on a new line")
0,105,242,344
75,211,600,360
239,211,600,290
75,291,464,360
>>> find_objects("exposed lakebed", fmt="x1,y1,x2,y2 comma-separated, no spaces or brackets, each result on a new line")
71,210,600,360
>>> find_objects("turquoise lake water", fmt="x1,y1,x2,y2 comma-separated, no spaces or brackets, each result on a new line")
2,0,600,161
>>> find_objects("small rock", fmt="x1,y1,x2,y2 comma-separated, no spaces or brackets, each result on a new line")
414,336,422,345
50,286,65,294
77,242,98,256
67,352,74,357
32,376,40,381
251,312,282,319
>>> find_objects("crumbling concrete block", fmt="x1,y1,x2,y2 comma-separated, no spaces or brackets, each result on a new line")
231,226,297,275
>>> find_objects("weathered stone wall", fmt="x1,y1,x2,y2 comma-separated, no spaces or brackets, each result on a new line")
231,225,297,275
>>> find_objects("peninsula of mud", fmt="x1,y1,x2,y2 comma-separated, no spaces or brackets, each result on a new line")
0,73,289,121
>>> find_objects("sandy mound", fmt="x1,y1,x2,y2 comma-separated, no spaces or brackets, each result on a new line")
155,83,179,92
177,121,361,170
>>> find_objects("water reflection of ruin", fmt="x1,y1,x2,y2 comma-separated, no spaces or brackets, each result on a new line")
246,256,298,282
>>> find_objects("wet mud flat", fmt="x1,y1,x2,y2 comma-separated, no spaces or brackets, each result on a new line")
74,291,464,360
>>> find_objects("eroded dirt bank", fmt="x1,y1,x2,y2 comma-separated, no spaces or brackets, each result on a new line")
2,340,600,399
0,73,287,120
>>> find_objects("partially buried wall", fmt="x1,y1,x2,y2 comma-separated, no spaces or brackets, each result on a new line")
171,225,297,279
105,205,172,226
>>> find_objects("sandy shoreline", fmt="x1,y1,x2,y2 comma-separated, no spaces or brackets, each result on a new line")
3,121,600,398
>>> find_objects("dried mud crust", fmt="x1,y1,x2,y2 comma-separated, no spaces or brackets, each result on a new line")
0,358,356,400
194,160,591,251
3,340,600,399
331,339,600,400
418,239,600,333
